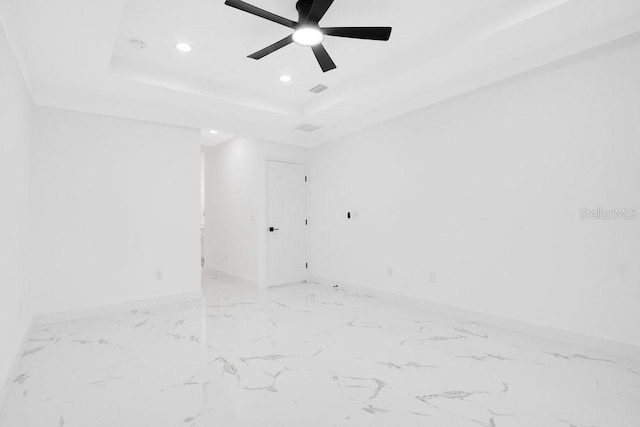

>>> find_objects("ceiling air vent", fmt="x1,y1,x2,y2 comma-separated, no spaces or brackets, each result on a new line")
309,84,328,94
295,123,321,132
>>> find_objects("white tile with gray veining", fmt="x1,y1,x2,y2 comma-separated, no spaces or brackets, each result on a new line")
1,274,639,426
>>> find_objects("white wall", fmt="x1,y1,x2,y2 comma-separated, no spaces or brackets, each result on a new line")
0,18,32,397
309,38,640,346
204,138,260,282
204,137,307,286
30,108,202,315
200,151,206,229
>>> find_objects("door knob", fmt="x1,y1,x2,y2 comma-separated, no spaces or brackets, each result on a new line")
269,227,280,232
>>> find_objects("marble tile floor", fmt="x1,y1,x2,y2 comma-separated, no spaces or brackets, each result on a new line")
1,274,639,427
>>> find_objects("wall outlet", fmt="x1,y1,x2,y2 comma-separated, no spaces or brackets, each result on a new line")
429,272,437,284
156,271,164,281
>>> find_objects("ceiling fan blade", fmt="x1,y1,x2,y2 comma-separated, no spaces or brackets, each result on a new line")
248,35,294,59
306,0,334,23
225,0,296,29
311,43,336,73
322,27,392,41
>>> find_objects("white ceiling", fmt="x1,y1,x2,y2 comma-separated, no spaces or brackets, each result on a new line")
2,0,640,147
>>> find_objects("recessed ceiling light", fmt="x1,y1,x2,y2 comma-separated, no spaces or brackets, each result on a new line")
292,27,323,47
176,42,192,52
209,129,218,134
280,75,292,83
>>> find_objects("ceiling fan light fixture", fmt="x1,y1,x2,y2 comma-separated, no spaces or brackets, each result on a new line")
292,26,323,47
224,0,392,72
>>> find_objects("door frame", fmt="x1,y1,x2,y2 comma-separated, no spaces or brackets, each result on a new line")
261,157,309,288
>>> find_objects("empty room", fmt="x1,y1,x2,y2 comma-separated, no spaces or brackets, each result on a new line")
1,0,639,426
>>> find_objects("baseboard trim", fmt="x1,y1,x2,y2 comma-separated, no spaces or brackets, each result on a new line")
0,319,33,414
206,267,258,287
33,290,203,326
311,276,640,362
204,267,309,290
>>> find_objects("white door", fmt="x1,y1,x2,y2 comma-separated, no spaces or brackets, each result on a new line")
267,161,307,286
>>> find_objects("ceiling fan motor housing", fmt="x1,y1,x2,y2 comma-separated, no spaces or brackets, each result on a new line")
296,0,314,23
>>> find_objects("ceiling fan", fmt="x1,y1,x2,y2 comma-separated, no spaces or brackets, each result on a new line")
224,0,392,72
